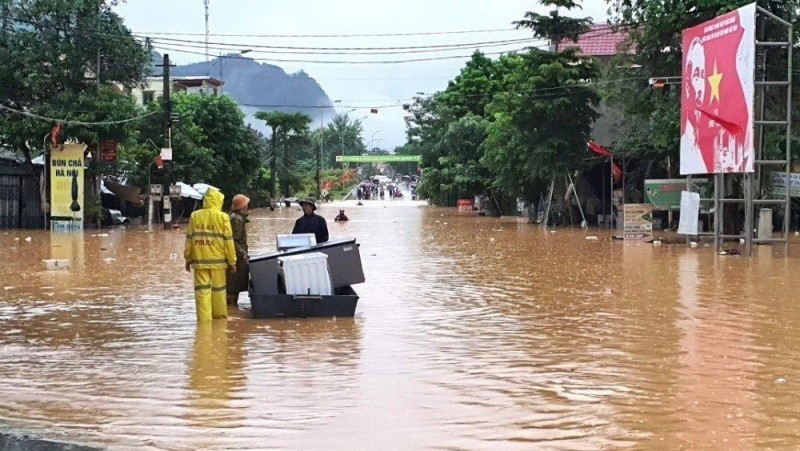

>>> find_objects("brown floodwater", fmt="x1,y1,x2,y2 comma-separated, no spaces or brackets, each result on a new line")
2,200,800,449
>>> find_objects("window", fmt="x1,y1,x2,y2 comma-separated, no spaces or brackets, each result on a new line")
142,91,155,104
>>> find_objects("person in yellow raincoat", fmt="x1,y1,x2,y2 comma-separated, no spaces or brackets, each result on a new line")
184,187,237,321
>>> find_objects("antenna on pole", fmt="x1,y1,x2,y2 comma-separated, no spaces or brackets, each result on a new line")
203,0,210,64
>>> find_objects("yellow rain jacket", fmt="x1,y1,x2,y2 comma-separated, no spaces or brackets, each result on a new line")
184,188,237,270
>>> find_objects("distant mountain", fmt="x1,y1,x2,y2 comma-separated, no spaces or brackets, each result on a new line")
153,53,335,136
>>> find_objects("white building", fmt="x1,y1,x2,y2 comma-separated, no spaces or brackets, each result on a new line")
129,76,224,106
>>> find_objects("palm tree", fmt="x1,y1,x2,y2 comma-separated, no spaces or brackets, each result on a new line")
326,113,367,167
255,111,312,199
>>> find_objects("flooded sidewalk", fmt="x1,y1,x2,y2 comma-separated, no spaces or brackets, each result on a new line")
2,203,800,449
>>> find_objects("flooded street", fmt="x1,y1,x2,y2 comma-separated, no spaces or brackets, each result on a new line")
3,201,800,449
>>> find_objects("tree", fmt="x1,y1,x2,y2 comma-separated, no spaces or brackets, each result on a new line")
481,0,598,203
405,52,506,205
322,113,366,168
123,93,262,201
0,0,151,164
514,0,593,50
254,111,312,198
483,50,599,202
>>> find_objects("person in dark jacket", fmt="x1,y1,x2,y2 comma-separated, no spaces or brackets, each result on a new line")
334,209,349,222
292,198,328,243
226,194,251,307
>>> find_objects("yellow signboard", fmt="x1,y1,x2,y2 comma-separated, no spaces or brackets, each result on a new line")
50,143,84,231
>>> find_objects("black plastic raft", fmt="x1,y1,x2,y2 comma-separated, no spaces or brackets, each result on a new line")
250,286,359,319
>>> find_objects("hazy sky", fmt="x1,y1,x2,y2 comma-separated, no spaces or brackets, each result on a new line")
115,1,610,149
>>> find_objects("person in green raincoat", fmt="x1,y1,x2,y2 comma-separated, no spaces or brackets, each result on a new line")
226,194,251,307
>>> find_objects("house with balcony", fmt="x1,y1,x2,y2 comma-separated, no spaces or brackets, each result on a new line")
130,76,224,106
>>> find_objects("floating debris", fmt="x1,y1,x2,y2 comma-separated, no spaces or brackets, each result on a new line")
42,259,70,271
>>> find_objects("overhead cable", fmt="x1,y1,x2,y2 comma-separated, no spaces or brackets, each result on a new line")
0,104,159,126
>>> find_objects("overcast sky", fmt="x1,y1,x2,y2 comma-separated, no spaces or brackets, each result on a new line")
115,0,610,149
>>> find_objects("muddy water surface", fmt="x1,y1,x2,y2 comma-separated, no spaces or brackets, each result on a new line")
2,201,800,449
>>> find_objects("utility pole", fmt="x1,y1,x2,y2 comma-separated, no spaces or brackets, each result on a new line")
162,54,173,230
316,112,323,200
204,0,210,64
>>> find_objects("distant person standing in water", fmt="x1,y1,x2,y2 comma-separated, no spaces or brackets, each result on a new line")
292,198,328,243
334,209,349,222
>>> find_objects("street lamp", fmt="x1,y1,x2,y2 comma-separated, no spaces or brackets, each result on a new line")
370,130,382,152
216,49,251,89
340,108,356,161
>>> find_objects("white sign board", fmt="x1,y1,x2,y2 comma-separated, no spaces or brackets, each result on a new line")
678,191,701,235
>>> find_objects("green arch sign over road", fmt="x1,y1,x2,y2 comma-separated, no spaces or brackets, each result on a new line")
335,155,420,163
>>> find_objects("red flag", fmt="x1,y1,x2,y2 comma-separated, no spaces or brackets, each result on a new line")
698,108,743,135
50,123,62,146
587,140,612,157
612,161,622,183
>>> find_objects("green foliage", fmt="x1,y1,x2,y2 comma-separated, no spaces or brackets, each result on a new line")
121,93,262,200
514,10,593,44
406,1,600,207
0,0,151,162
320,113,366,167
254,110,312,198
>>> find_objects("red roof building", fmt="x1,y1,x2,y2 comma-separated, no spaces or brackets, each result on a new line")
558,24,633,57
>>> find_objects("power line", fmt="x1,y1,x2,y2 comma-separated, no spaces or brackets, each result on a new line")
152,43,535,64
145,37,538,56
146,25,632,64
137,28,521,38
144,36,538,52
0,104,158,126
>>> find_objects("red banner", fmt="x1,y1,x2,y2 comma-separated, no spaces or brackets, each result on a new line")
680,3,755,175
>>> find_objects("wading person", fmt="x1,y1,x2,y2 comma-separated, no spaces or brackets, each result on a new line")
184,187,237,321
227,194,251,308
292,198,328,244
334,209,349,222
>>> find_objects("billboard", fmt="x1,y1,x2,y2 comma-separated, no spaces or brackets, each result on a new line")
645,178,710,210
680,3,756,175
336,155,420,163
772,172,800,198
50,143,84,231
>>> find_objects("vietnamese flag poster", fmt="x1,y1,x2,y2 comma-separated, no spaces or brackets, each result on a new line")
680,3,756,175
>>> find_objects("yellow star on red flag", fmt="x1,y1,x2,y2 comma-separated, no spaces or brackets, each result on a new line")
708,61,723,103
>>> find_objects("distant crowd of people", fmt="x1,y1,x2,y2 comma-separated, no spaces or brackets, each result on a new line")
355,180,417,201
